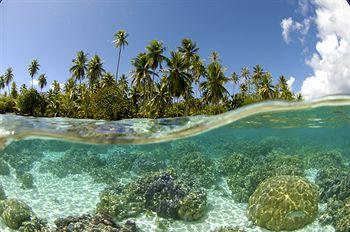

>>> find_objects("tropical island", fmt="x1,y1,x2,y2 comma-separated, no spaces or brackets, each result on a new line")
0,30,301,120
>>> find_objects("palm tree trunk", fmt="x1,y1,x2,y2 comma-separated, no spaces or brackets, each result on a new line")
116,46,122,81
32,77,34,88
8,86,10,96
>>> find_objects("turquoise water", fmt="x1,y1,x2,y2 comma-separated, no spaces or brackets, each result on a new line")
0,96,350,231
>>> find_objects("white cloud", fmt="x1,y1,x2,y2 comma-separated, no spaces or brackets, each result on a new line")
300,0,350,99
287,77,295,91
30,79,39,87
280,17,312,44
281,17,294,43
298,0,310,16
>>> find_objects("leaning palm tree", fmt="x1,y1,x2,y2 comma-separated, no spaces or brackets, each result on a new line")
28,59,40,88
146,40,166,83
70,51,88,84
165,51,191,99
38,74,47,93
87,55,105,88
113,30,128,81
0,75,5,95
4,67,14,95
200,61,229,105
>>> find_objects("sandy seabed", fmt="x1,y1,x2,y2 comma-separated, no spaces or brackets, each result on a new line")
0,153,336,232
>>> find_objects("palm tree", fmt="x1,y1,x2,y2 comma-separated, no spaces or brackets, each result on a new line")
20,84,27,94
87,55,105,88
38,74,47,93
200,61,229,105
11,82,18,99
146,40,166,83
28,59,40,88
52,80,61,95
178,38,199,66
4,67,14,95
252,64,264,92
118,74,129,97
131,53,156,101
278,75,293,100
166,51,191,99
113,30,128,81
101,72,116,88
230,72,239,95
70,51,88,84
240,67,250,93
0,76,4,95
210,51,220,62
148,76,171,118
258,72,275,99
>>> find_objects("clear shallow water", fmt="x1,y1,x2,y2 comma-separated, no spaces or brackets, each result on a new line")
0,96,350,231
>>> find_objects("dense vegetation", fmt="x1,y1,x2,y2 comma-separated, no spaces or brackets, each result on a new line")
0,30,301,120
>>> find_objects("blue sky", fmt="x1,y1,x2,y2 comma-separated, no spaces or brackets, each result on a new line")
0,0,320,93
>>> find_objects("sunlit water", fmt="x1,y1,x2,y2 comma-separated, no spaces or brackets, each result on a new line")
0,95,350,231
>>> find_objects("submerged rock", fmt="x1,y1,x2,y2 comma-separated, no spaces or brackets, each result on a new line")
54,213,140,232
0,199,33,229
247,175,318,231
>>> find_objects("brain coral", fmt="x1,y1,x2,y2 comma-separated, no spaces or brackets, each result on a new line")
247,175,318,231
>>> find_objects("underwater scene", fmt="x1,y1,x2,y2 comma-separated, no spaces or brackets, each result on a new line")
0,97,350,232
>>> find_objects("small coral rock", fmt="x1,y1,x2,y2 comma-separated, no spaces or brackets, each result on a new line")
0,199,33,229
247,175,318,231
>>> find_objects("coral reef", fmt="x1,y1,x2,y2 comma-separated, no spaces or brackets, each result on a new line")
304,150,346,170
170,151,218,188
227,153,305,202
131,152,165,174
1,148,43,172
247,175,318,231
16,170,35,189
315,167,348,202
19,216,49,232
54,214,140,232
320,197,350,232
39,148,105,178
0,158,10,176
0,182,6,201
96,169,207,221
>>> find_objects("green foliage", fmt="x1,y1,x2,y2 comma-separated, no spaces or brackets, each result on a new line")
90,85,135,120
0,96,15,113
16,88,46,116
0,35,301,119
